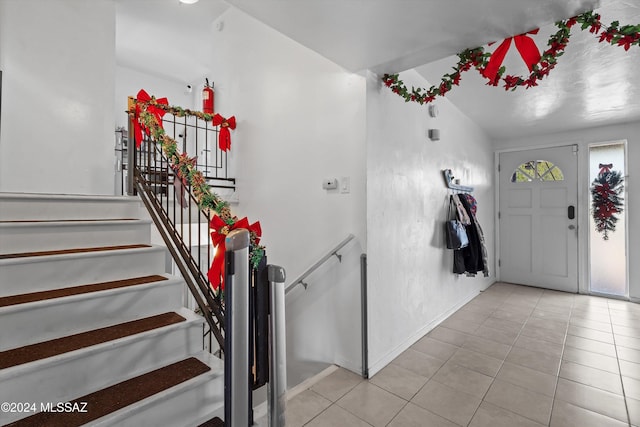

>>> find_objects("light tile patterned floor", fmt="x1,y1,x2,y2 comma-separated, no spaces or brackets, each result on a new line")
285,282,640,426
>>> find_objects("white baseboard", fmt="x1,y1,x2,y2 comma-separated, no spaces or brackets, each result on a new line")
367,289,484,377
286,365,339,401
252,365,340,426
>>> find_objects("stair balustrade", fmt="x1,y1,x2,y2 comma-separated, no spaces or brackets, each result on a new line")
128,98,287,426
128,109,227,352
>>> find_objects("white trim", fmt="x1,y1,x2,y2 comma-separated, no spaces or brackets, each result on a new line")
0,192,139,202
585,139,629,298
252,366,341,427
367,288,486,377
494,143,580,292
577,142,589,295
285,365,339,401
494,151,501,281
252,401,268,425
495,140,583,154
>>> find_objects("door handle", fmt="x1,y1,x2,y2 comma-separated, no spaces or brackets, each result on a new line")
568,205,575,219
568,225,576,230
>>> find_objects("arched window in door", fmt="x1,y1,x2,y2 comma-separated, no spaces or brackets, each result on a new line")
511,160,565,183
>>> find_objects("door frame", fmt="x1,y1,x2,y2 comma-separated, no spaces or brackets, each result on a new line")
494,142,588,294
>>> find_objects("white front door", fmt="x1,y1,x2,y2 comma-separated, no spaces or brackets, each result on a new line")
499,146,578,293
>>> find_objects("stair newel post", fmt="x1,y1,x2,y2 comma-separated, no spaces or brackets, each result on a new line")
268,265,287,427
224,229,252,427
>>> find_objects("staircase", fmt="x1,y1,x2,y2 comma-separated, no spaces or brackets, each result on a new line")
0,193,225,427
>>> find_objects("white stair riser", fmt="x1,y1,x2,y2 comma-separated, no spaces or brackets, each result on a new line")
93,353,225,427
0,194,142,221
0,317,205,424
0,194,227,427
0,278,184,351
0,246,166,295
0,220,151,255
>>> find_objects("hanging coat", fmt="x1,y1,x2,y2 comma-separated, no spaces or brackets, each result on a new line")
459,194,484,274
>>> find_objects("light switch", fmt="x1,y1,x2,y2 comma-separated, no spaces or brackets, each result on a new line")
340,176,350,193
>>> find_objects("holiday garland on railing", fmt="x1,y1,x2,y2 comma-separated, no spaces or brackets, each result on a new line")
382,10,640,104
591,163,624,240
129,89,264,294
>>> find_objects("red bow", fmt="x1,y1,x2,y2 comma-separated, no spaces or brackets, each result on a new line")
212,114,237,152
482,29,541,82
598,163,613,175
207,215,261,293
133,89,169,147
595,183,614,198
595,202,618,218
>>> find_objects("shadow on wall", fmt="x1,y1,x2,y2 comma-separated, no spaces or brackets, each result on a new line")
284,237,364,388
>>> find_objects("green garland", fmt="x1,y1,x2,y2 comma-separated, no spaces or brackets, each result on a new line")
129,100,265,270
382,10,640,103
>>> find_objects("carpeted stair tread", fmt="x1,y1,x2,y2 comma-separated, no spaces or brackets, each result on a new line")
0,244,151,260
6,357,211,427
198,416,225,427
0,312,185,369
0,275,168,308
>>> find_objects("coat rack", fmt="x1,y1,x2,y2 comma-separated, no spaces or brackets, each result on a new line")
442,169,473,193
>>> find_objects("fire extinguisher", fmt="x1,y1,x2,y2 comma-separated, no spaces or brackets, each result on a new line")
202,78,214,114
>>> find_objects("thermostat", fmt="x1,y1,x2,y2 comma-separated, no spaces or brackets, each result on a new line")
322,178,338,190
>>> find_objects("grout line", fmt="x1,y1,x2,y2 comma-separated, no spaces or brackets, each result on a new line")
302,285,636,427
607,299,633,427
285,365,340,402
463,285,541,425
547,290,574,427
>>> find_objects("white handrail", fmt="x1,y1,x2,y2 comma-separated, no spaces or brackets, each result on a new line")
284,234,355,294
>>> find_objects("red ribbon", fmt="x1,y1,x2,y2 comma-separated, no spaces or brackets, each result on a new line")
595,183,614,198
133,89,169,147
598,163,613,175
212,114,237,152
207,215,261,292
482,29,541,81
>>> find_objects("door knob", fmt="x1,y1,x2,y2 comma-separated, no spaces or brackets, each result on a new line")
568,225,576,230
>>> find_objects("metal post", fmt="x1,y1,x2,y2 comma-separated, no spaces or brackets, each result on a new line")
268,265,287,427
225,229,251,427
360,254,369,379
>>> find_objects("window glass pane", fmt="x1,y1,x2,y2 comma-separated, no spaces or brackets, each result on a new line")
511,160,564,183
589,143,627,296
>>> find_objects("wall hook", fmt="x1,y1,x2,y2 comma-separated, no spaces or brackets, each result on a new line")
442,169,473,193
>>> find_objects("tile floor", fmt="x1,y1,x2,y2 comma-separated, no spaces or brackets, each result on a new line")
285,282,640,426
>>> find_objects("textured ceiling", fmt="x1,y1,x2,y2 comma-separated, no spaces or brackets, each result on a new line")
415,0,640,140
227,0,600,74
116,0,640,140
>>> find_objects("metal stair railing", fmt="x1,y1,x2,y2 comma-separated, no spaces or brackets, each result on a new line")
284,234,355,294
128,104,288,426
128,115,226,351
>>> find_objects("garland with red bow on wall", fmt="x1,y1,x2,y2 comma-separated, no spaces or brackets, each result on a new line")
382,10,640,104
130,89,263,294
591,163,624,240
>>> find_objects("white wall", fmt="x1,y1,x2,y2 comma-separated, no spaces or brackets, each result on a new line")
114,65,197,130
208,8,367,385
366,70,495,376
0,0,115,195
494,121,640,301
